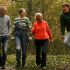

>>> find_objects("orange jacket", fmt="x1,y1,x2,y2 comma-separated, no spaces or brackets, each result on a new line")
32,20,52,40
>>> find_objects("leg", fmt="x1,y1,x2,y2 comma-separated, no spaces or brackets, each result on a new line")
0,39,2,67
1,36,8,68
41,40,49,67
35,39,41,65
0,53,2,67
15,36,21,66
21,36,28,67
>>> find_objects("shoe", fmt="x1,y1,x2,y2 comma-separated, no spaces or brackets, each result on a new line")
1,66,5,69
42,67,47,70
22,64,25,67
22,63,25,67
35,64,41,68
16,63,21,67
0,64,2,67
0,56,2,67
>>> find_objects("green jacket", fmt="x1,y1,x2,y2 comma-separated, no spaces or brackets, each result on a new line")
60,12,70,35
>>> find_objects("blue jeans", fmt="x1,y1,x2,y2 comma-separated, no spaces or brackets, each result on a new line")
15,35,28,66
0,36,8,66
35,39,49,67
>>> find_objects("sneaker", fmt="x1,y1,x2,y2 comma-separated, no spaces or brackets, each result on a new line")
42,67,47,70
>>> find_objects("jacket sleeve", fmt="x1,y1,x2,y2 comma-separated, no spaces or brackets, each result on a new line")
26,18,31,29
60,14,65,35
12,18,17,35
32,23,36,35
46,22,52,40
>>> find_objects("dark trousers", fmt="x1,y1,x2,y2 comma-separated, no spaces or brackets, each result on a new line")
35,39,49,67
0,36,8,66
15,35,28,66
0,55,2,66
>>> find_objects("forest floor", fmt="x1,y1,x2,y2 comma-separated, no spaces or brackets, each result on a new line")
1,54,70,70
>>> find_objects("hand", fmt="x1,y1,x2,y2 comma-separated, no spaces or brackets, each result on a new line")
61,36,64,42
49,39,53,43
51,39,53,43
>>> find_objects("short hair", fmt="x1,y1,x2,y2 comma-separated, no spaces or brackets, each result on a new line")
35,13,43,18
0,6,6,17
18,8,26,15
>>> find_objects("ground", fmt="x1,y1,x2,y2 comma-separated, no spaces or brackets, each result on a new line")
1,54,70,70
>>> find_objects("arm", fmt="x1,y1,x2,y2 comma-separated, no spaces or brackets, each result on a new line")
46,22,52,40
32,23,36,35
7,17,11,35
26,18,31,29
11,18,18,36
60,14,65,35
12,18,17,35
13,18,19,29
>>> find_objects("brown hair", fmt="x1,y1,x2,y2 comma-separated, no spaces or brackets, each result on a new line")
0,6,6,17
18,8,26,15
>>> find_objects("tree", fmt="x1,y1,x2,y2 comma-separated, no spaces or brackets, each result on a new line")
28,0,32,20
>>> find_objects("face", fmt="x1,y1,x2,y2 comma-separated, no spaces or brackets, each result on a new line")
19,10,26,18
36,15,43,22
62,5,70,13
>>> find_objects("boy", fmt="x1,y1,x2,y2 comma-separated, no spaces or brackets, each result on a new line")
60,3,70,46
0,6,11,69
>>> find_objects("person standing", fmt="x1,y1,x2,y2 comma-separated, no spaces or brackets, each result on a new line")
32,13,52,69
13,8,30,67
0,6,11,69
60,3,70,46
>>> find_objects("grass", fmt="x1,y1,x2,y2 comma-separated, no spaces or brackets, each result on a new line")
6,54,70,70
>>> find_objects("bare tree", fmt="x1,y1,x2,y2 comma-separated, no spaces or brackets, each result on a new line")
28,0,32,21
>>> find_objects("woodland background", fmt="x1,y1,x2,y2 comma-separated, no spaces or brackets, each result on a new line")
0,0,70,70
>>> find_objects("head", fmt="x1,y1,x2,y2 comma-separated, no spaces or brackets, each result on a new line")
62,3,70,13
18,8,26,18
0,6,7,17
35,13,43,22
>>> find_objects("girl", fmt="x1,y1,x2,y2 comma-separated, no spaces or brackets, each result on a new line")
13,8,30,67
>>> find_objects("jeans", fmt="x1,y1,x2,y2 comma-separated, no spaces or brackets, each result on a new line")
0,36,8,66
35,39,49,67
64,32,70,47
15,35,28,66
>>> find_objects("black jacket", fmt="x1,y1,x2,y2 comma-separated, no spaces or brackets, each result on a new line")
60,12,70,35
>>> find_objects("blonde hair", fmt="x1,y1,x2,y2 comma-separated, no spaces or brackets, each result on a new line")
35,13,42,17
35,13,43,19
